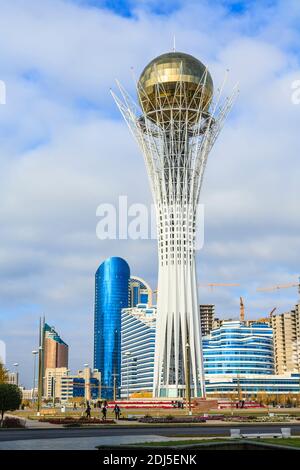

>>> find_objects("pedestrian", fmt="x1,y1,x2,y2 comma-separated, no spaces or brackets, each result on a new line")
86,402,91,419
113,404,121,420
101,404,107,421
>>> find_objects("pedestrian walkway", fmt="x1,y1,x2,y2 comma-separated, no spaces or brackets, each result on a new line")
5,414,63,429
0,434,171,450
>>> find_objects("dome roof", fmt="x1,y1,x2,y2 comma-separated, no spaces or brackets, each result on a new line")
138,52,213,123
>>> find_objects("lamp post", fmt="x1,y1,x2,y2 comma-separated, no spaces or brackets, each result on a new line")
124,351,131,400
84,363,89,405
37,317,45,415
37,345,43,414
66,369,70,408
185,343,192,415
32,350,38,404
52,376,56,408
13,363,19,386
113,375,117,402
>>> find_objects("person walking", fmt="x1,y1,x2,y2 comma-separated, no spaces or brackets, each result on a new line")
101,404,107,421
85,402,91,419
113,404,121,420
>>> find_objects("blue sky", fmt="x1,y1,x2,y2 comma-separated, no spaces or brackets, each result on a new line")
0,0,299,386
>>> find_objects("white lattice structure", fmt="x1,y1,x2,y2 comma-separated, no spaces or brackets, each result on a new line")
112,52,237,398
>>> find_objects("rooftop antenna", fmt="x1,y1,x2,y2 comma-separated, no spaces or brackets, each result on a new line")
173,35,176,52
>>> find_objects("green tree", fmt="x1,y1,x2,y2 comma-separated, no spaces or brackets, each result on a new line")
0,384,22,426
0,363,8,384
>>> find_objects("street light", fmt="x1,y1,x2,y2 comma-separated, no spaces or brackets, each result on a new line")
37,345,43,414
66,369,70,407
13,363,19,386
52,376,56,408
32,350,38,403
124,351,131,400
83,364,89,405
185,342,192,416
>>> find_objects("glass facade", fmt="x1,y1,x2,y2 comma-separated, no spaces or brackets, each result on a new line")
205,373,300,396
121,305,156,398
94,257,130,399
129,276,152,307
203,321,274,375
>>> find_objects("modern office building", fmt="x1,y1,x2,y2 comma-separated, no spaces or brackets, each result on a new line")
113,51,236,398
45,366,101,402
129,276,153,307
94,257,130,399
60,367,101,402
43,323,69,370
203,320,275,376
271,304,300,374
200,305,215,336
205,372,300,397
120,304,156,398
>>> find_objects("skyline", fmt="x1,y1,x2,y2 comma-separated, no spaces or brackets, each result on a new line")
0,0,300,387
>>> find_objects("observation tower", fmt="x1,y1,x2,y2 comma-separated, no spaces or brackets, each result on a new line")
112,51,237,398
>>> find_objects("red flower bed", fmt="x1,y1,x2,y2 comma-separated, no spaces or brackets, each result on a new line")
39,417,115,425
139,415,206,424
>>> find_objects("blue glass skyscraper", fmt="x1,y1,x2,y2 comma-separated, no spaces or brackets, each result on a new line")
94,257,130,399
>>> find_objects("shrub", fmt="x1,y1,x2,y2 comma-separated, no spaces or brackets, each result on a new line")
0,384,22,426
2,416,25,428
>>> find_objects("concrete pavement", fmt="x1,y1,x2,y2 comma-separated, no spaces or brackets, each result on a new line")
0,434,173,450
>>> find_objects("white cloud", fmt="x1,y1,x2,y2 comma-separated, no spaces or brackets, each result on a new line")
0,0,299,385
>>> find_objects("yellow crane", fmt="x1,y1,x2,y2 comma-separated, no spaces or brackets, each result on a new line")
199,283,240,289
239,297,245,322
257,277,300,293
153,282,240,295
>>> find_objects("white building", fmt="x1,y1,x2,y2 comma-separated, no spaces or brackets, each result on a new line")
20,387,36,400
121,304,156,398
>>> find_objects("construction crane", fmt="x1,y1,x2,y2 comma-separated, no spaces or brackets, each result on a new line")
252,308,276,324
153,283,240,295
269,307,277,317
239,297,245,322
199,283,240,290
257,277,300,293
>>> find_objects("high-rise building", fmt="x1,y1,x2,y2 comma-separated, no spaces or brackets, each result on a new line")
200,305,215,336
203,320,274,375
129,276,153,307
43,323,68,370
121,304,156,398
271,304,300,374
94,257,130,399
113,51,237,398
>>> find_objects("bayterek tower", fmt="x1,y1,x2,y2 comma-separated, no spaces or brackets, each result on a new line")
112,51,237,398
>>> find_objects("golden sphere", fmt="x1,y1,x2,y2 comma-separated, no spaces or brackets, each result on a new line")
138,52,213,125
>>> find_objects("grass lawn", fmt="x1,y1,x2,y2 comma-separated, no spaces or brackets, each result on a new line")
135,437,300,448
135,439,227,447
259,438,300,448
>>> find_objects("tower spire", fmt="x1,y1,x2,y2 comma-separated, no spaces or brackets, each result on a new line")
111,52,238,399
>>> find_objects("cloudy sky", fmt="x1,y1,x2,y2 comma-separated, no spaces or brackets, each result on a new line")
0,0,299,386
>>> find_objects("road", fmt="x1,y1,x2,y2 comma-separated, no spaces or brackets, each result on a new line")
1,424,300,442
